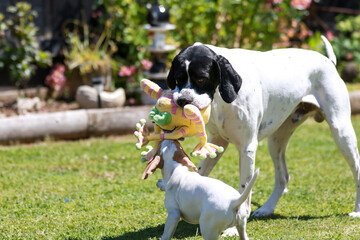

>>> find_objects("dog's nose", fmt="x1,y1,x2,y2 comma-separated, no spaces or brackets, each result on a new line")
176,96,193,107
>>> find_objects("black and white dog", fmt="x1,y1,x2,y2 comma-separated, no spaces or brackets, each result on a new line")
167,37,360,236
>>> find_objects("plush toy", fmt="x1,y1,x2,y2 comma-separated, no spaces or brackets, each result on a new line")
134,79,224,161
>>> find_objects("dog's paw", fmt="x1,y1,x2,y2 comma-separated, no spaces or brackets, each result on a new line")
251,207,274,217
221,226,239,237
156,179,165,191
349,211,360,218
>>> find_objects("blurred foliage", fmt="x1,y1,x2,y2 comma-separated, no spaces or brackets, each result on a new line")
162,0,309,50
63,20,117,79
93,0,310,92
0,2,52,88
331,14,360,81
307,15,360,83
93,0,150,91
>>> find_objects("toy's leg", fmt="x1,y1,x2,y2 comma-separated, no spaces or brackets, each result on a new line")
198,135,229,176
184,105,224,159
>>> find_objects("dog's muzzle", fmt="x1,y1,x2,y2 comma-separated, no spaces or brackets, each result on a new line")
176,95,194,107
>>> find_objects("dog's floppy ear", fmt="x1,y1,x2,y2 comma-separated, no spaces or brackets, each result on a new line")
167,55,180,90
173,141,198,172
214,55,242,103
141,154,164,180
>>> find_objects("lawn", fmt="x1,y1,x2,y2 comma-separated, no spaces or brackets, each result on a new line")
1,116,360,239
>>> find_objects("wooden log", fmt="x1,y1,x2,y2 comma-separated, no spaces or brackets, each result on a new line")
0,106,153,144
1,89,360,144
350,91,360,115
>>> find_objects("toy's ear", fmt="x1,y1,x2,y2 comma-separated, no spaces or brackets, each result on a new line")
141,154,164,180
213,55,242,103
141,78,164,100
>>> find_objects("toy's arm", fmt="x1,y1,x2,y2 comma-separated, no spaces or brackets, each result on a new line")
141,79,164,100
184,104,224,159
184,104,207,144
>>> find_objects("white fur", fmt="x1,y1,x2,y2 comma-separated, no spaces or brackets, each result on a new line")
173,89,211,110
158,140,258,240
173,41,360,237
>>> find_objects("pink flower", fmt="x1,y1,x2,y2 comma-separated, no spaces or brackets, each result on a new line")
129,65,136,75
291,0,312,10
119,66,133,77
45,64,66,91
141,59,153,71
346,52,354,61
325,31,334,41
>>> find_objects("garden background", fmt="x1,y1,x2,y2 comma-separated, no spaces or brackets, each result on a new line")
1,0,360,239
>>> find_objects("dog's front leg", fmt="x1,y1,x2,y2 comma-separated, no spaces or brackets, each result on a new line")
222,139,258,238
161,209,180,240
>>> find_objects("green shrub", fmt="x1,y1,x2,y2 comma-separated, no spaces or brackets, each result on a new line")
0,2,52,88
163,0,308,50
331,15,360,82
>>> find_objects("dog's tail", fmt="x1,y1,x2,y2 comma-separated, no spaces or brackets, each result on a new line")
233,168,259,210
321,35,337,66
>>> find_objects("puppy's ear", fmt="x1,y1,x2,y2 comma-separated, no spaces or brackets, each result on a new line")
214,55,242,103
173,141,198,172
141,154,164,180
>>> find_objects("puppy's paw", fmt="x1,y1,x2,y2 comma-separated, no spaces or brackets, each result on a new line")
221,226,239,237
156,179,165,191
349,211,360,218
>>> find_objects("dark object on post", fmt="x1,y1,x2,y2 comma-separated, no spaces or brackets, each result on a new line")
146,2,170,26
92,77,103,108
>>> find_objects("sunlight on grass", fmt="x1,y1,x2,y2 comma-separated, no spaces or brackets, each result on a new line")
1,117,360,239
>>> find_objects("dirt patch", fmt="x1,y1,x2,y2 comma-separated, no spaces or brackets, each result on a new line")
0,100,79,118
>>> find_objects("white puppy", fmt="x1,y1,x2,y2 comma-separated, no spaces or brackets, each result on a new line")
142,140,259,240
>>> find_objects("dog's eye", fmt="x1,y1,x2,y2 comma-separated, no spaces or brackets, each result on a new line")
196,78,206,86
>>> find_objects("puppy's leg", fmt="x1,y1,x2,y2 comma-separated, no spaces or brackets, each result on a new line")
198,135,229,176
161,210,180,240
200,216,222,240
253,112,310,217
235,217,249,240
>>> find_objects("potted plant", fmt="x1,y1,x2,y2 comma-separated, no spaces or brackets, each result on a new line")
62,19,117,99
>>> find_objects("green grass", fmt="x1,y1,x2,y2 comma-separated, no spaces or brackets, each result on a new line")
1,116,360,239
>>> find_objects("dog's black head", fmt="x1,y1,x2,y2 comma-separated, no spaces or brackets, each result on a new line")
167,44,242,109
